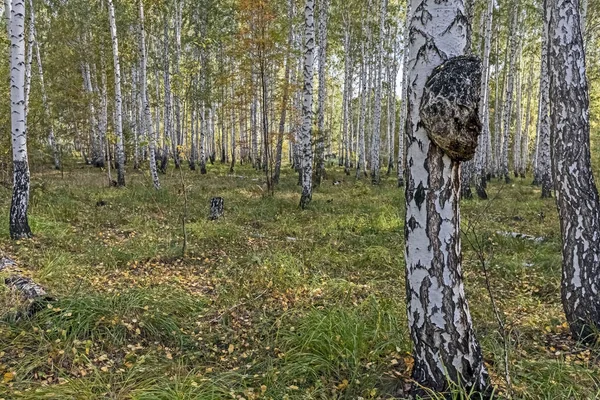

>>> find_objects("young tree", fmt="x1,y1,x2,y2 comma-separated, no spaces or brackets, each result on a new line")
396,2,410,188
107,0,125,187
474,0,494,199
403,0,488,394
139,0,160,189
29,0,59,170
550,0,600,342
299,0,315,209
9,0,32,239
314,0,329,186
370,0,386,185
538,4,552,197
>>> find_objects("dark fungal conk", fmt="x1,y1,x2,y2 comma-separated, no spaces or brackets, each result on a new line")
419,56,482,161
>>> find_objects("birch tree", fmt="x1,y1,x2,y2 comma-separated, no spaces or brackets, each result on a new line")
29,0,59,170
404,0,488,394
107,0,125,187
370,0,386,185
9,0,32,239
396,1,411,187
475,0,494,199
139,0,160,189
299,0,315,209
549,0,600,343
538,3,552,198
314,0,328,186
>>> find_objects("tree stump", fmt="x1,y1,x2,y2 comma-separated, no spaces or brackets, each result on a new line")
209,197,224,220
419,56,482,161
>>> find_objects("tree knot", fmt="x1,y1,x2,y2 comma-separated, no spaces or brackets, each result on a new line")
419,55,482,161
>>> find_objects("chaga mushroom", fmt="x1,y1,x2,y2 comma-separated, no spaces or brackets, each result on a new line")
419,56,482,161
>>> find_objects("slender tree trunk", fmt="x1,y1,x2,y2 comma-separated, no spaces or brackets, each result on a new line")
397,2,411,187
500,6,519,183
172,0,182,169
299,0,315,209
356,42,367,179
539,4,552,198
342,15,352,176
550,0,600,343
9,0,32,239
139,0,160,189
274,0,293,185
314,0,329,186
521,62,534,177
29,0,59,169
404,0,489,394
475,0,494,199
513,48,523,179
370,0,386,185
108,0,125,186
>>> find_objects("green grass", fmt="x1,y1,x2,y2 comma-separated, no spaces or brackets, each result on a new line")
0,162,598,399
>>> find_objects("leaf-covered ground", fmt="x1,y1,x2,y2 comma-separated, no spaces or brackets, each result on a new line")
0,163,599,399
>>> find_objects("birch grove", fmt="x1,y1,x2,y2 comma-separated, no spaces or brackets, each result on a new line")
4,0,600,396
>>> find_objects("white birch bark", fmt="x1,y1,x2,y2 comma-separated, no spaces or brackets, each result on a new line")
538,3,552,197
314,0,329,186
549,0,600,342
138,0,160,189
474,0,494,198
500,8,519,183
23,0,31,122
397,2,411,187
521,62,534,177
513,49,523,178
342,13,351,175
299,0,315,209
29,0,59,169
404,0,488,394
9,0,32,239
370,0,386,185
108,0,125,186
356,42,367,179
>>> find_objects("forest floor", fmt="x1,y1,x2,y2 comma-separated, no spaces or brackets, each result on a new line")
0,163,599,399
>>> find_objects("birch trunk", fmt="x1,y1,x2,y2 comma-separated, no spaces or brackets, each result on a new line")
9,0,31,239
549,0,600,342
29,0,59,169
397,2,411,187
474,0,494,199
370,0,386,185
356,42,367,179
314,0,329,186
538,4,552,198
273,0,294,185
521,62,534,177
342,15,351,175
108,0,125,186
513,50,523,179
299,0,315,209
404,0,488,394
83,63,104,167
500,8,519,183
172,0,182,168
139,0,160,189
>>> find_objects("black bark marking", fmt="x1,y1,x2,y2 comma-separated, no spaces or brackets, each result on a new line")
414,182,426,210
10,160,32,240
